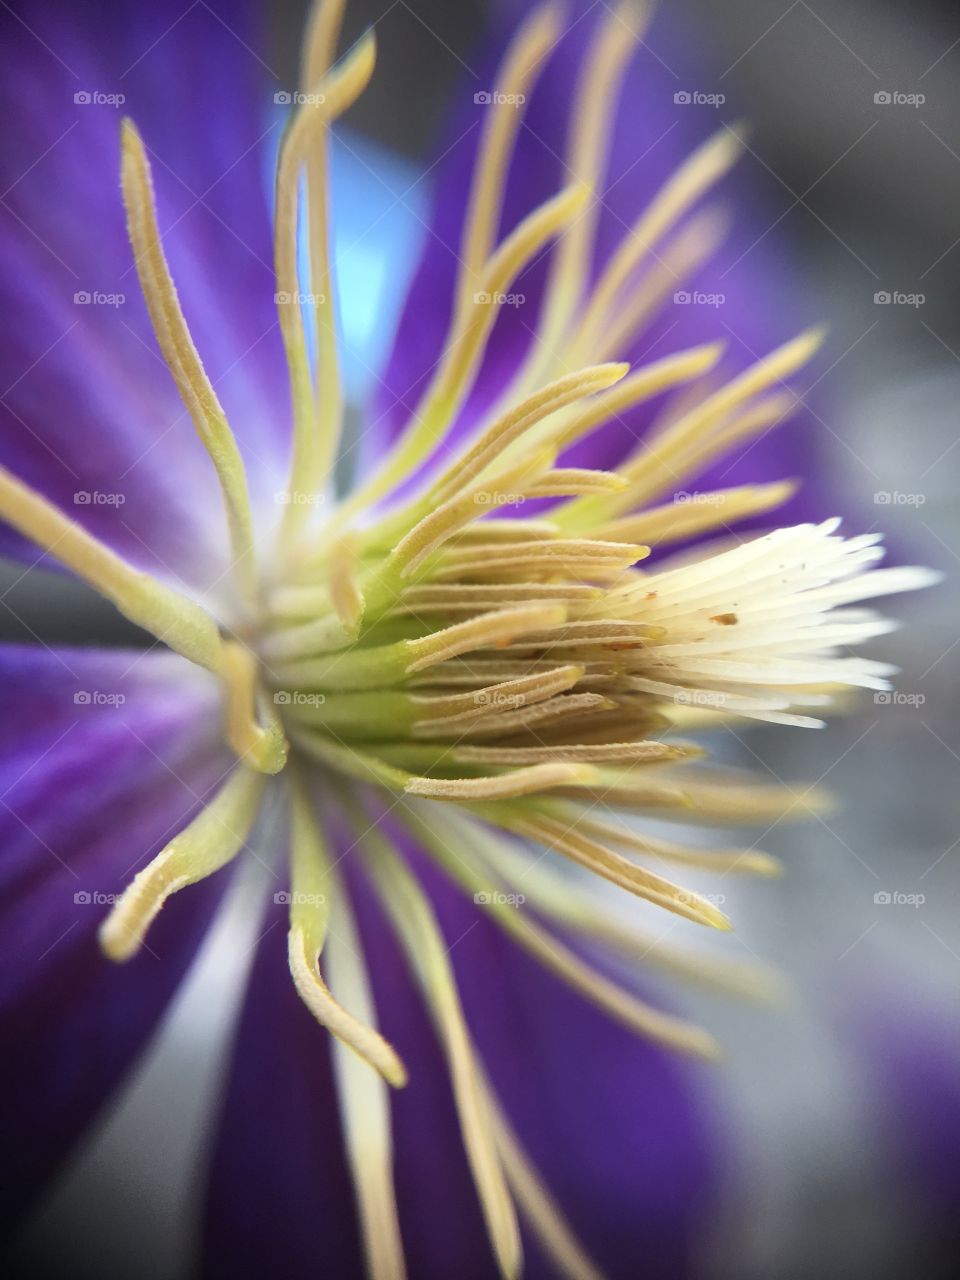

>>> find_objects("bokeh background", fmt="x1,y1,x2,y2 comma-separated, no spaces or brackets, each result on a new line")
3,2,959,1278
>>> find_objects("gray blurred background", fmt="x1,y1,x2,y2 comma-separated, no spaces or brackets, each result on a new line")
5,2,959,1279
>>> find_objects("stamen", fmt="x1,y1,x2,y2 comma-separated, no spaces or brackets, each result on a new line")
0,465,223,671
120,120,258,606
598,480,796,545
287,777,407,1086
418,693,612,739
454,741,690,765
325,886,407,1280
405,806,721,1059
405,762,600,801
405,604,568,672
540,342,725,457
355,822,522,1280
498,810,733,930
428,363,628,506
390,448,556,578
479,1074,605,1280
524,468,627,497
100,766,266,961
612,328,824,513
299,0,349,508
534,1,652,371
458,810,784,1001
455,3,562,314
411,665,585,724
393,583,602,614
569,814,782,875
592,206,731,362
336,183,590,524
221,641,289,773
573,125,746,359
328,537,366,634
276,32,377,531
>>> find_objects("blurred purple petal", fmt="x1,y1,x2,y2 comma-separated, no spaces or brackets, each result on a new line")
0,645,231,1235
201,824,716,1279
200,911,362,1280
0,0,288,597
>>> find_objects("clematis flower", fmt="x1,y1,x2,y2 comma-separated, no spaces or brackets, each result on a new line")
0,0,939,1277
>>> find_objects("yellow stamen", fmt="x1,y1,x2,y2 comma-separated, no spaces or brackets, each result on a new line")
573,125,746,358
276,32,377,531
456,3,563,314
524,468,628,497
287,778,407,1085
356,824,522,1280
299,0,349,515
480,1072,605,1280
500,810,733,930
406,806,721,1059
0,465,223,671
325,882,407,1280
221,640,289,774
405,604,568,673
598,480,797,545
429,362,629,505
592,205,731,362
534,1,652,370
100,766,265,961
390,449,556,579
335,183,590,524
405,762,599,802
120,119,258,606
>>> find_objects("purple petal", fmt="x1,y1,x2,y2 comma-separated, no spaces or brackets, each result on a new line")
0,0,289,597
200,910,362,1280
201,827,716,1278
0,644,231,1234
373,3,825,529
